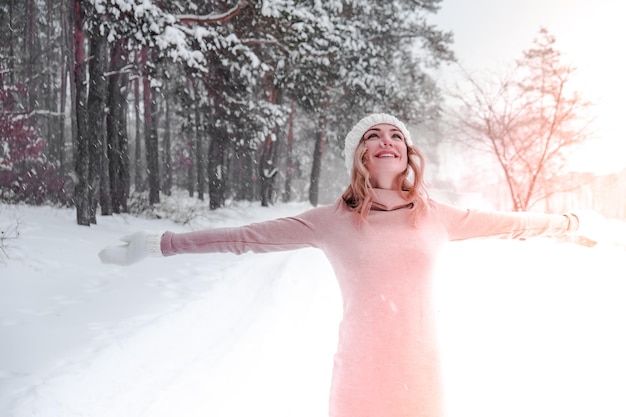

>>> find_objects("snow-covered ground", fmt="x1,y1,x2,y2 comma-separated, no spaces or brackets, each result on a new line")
1,197,625,417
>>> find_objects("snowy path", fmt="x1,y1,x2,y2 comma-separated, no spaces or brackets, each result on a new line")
12,250,340,417
1,202,626,417
1,202,342,417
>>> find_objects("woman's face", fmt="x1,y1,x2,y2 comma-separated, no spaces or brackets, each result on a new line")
361,123,408,187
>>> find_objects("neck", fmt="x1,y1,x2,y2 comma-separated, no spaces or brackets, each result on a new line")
371,174,401,190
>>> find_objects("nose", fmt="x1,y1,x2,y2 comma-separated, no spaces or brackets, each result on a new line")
380,134,394,147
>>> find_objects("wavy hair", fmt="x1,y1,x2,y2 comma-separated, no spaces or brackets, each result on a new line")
341,139,429,225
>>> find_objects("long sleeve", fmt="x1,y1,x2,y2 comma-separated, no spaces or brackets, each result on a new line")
159,208,330,256
433,200,578,241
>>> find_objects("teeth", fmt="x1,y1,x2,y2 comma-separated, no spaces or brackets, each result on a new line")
378,153,395,158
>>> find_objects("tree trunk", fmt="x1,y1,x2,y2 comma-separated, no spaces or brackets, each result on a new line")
162,78,172,197
87,25,109,220
24,0,37,111
107,39,130,213
232,146,255,201
259,78,281,207
184,124,195,197
259,132,278,207
7,0,15,86
186,135,194,197
73,0,90,225
143,50,160,205
134,57,144,192
66,0,78,175
56,0,70,175
208,134,227,210
308,113,327,207
282,100,296,202
44,0,56,163
191,79,205,200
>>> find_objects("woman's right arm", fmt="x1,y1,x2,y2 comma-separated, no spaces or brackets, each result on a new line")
99,206,330,266
161,215,321,256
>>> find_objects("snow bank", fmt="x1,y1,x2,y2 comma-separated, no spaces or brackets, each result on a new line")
1,201,625,417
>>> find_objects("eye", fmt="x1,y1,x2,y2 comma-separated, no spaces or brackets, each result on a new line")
365,133,379,141
392,133,404,141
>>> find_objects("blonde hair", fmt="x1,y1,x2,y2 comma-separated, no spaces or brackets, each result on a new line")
342,140,429,225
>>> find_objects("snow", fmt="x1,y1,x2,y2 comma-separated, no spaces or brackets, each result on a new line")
1,199,625,417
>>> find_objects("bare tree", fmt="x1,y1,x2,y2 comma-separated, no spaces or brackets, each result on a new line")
448,28,593,211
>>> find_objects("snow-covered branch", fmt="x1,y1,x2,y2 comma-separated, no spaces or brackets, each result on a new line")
176,1,248,25
2,110,66,120
104,64,136,77
241,38,289,52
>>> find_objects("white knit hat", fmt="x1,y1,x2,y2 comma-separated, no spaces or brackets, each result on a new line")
343,113,412,174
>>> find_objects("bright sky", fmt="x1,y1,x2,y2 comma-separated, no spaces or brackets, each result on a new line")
430,0,626,174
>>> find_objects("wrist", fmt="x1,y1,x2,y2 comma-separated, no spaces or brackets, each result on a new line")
564,213,580,232
146,232,164,257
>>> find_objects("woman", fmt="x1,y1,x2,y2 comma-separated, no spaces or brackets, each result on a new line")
100,113,585,417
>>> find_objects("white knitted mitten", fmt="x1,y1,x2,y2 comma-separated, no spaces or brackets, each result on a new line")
570,210,609,244
99,231,164,266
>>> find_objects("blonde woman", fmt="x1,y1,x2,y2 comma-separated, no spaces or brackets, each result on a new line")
100,113,591,417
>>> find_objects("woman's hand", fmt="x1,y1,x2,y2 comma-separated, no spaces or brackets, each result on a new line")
571,210,609,245
98,231,164,266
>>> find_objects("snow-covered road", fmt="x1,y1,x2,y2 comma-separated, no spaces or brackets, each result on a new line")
1,200,625,417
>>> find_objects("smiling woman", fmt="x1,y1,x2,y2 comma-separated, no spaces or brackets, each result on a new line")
341,114,429,225
361,125,408,188
99,113,601,417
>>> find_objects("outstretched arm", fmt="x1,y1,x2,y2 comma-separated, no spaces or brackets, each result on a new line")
99,208,328,266
160,216,320,256
433,201,578,241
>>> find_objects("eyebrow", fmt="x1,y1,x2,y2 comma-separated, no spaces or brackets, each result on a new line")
363,127,403,135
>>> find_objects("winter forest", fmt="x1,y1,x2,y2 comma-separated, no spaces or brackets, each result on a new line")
1,0,456,222
2,1,626,417
4,0,623,222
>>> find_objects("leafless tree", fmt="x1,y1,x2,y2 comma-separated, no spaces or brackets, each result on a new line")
447,28,593,211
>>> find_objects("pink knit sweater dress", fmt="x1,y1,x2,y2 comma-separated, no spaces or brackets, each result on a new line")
160,189,575,417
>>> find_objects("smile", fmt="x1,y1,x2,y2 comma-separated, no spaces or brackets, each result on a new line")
375,151,398,158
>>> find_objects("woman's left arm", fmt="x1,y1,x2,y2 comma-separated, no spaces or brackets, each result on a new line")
433,201,579,241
